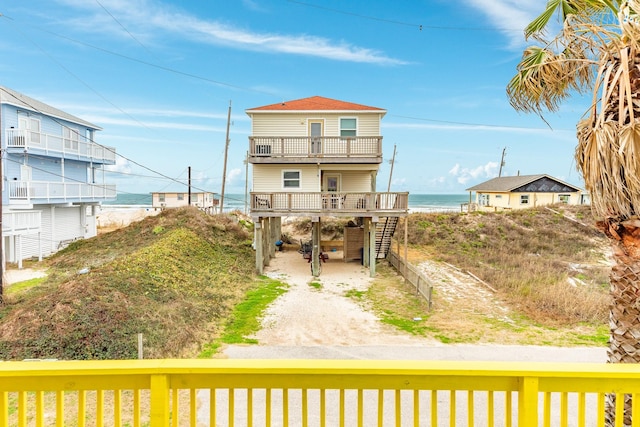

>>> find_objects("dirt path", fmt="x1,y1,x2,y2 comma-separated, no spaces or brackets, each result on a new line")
250,249,429,346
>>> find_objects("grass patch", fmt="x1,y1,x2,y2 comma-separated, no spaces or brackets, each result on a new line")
400,205,610,325
0,207,258,360
199,277,288,358
5,277,47,295
308,281,322,290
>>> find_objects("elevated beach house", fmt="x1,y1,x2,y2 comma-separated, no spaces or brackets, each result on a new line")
246,96,408,277
151,191,218,213
0,87,116,267
465,174,586,212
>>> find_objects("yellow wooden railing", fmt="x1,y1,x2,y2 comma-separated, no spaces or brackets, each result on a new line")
1,359,639,426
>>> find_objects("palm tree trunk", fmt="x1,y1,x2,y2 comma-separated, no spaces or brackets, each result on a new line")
601,219,640,426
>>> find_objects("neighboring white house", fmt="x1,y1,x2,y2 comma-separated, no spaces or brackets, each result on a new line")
246,96,409,277
0,86,116,267
150,191,218,212
465,174,587,212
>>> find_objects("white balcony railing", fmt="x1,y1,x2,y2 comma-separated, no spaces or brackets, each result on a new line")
8,181,116,203
2,210,41,235
6,129,116,164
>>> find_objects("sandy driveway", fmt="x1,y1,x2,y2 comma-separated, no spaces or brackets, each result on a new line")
245,249,428,347
222,248,606,362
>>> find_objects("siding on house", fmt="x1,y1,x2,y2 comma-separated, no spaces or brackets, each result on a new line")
251,113,381,137
1,87,116,266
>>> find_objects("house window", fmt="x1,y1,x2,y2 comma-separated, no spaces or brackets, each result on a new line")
63,126,79,150
520,195,529,205
159,193,165,203
283,171,301,189
559,194,570,204
340,118,357,137
178,193,184,201
479,193,490,206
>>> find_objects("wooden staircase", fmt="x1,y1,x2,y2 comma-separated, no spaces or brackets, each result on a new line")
375,216,399,259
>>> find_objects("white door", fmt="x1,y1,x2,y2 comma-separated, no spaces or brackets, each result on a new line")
309,121,323,154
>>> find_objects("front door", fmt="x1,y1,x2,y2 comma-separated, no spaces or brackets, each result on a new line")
309,120,323,154
323,174,341,209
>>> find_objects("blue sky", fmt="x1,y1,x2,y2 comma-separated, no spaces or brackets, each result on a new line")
0,0,591,196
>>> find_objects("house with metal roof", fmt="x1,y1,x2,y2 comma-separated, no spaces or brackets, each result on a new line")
0,87,116,267
465,174,587,212
246,96,408,277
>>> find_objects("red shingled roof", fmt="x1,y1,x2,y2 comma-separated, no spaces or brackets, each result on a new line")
246,96,385,112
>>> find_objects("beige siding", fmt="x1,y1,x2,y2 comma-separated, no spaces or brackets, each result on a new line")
326,170,371,192
250,112,381,137
475,191,582,211
151,192,216,209
253,164,320,192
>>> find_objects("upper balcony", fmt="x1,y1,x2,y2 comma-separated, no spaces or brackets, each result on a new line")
251,191,408,217
248,136,382,164
8,180,116,206
6,129,116,165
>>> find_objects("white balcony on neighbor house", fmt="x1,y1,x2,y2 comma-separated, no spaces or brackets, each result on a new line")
250,191,409,217
248,136,383,164
6,129,116,164
2,210,41,235
8,181,116,205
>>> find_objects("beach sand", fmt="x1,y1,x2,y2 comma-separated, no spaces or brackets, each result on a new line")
96,207,161,234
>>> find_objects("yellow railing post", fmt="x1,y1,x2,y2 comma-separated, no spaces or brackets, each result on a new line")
150,374,171,427
518,376,539,427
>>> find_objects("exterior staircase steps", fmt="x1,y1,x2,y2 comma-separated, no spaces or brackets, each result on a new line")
375,216,399,259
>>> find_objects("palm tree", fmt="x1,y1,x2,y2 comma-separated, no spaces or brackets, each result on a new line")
507,0,640,424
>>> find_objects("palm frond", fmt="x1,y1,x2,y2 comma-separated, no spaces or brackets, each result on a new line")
507,46,588,113
525,0,617,39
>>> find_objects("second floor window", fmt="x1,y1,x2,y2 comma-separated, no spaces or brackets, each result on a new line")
340,118,357,137
283,171,301,189
63,127,79,151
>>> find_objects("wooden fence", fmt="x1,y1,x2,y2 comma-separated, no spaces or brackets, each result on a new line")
387,249,433,310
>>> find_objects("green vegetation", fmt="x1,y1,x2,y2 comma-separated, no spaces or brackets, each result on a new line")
199,277,288,357
401,205,610,324
0,207,257,360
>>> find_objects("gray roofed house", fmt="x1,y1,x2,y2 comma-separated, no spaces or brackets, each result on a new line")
465,174,587,211
0,86,101,131
0,86,116,268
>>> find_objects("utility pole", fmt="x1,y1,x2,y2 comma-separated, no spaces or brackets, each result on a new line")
188,166,191,206
387,144,396,192
498,147,507,177
220,101,232,214
0,147,3,305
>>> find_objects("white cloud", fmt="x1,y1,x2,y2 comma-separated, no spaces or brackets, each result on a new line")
462,0,549,49
104,156,132,174
56,0,406,65
449,161,499,185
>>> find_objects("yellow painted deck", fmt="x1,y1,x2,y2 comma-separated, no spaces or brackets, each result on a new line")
1,359,639,426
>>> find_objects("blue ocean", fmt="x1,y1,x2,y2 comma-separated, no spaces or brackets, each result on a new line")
104,193,470,213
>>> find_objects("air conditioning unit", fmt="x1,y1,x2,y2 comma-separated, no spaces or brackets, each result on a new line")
256,144,272,155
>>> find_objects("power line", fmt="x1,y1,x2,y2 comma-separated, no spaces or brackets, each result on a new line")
389,114,572,131
0,14,277,98
286,0,422,29
95,0,156,57
1,89,218,193
285,0,511,32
